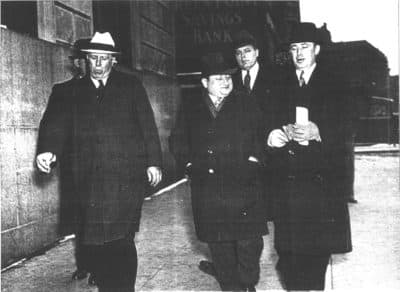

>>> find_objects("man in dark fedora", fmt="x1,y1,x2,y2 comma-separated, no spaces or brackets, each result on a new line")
37,32,162,291
231,29,275,114
37,37,93,282
266,22,352,290
198,29,277,282
170,52,268,291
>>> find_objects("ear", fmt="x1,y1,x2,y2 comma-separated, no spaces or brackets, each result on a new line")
112,56,117,65
73,59,80,68
255,48,259,58
201,78,208,89
314,44,321,56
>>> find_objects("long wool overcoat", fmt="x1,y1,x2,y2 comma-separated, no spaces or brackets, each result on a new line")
268,65,353,255
170,89,269,242
37,70,162,245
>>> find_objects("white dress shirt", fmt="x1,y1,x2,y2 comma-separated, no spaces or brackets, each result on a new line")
295,63,316,85
91,76,109,88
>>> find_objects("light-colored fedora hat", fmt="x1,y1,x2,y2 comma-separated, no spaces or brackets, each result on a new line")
81,32,120,54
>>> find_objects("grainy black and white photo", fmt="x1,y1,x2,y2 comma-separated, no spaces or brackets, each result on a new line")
1,0,399,291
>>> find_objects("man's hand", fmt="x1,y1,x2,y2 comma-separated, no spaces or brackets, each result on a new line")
147,166,162,187
292,121,321,142
267,129,290,148
36,152,56,173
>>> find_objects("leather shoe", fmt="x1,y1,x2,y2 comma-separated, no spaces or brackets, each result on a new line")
245,286,256,292
348,198,358,203
88,273,97,286
72,269,88,280
198,260,216,277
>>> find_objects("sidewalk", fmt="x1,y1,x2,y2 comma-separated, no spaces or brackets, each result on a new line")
2,153,399,291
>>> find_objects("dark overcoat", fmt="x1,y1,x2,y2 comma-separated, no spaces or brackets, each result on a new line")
170,89,268,242
37,78,79,236
37,70,162,245
268,65,352,255
233,64,277,219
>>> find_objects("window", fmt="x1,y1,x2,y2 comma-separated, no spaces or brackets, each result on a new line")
1,1,37,37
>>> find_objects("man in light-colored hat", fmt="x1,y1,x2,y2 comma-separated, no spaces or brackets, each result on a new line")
36,31,162,291
170,52,268,291
266,22,352,290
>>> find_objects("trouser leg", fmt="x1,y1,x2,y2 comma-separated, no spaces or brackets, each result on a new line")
208,237,264,291
236,237,263,289
277,252,330,291
208,241,242,291
89,236,137,292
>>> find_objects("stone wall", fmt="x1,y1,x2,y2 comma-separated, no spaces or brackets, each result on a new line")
1,28,75,267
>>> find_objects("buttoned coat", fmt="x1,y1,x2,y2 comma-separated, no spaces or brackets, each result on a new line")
268,65,352,255
170,89,268,242
37,70,162,245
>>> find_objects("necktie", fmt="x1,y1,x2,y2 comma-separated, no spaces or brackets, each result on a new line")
214,96,224,108
244,70,251,92
97,79,105,100
299,70,305,87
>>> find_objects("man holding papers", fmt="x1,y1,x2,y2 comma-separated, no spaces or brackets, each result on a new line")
266,22,352,291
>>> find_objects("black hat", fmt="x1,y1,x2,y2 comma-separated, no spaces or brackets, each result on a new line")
69,38,91,60
201,52,237,78
232,29,258,50
288,22,321,45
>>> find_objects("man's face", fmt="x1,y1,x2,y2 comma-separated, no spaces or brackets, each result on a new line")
87,53,114,79
235,45,259,70
289,42,320,70
201,74,233,98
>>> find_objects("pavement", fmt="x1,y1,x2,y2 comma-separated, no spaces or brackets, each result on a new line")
1,153,399,291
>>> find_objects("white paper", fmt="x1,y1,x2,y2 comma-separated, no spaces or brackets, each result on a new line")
296,106,309,145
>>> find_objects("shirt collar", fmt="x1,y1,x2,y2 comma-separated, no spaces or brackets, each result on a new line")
90,76,109,88
241,62,259,89
241,62,259,78
296,63,317,85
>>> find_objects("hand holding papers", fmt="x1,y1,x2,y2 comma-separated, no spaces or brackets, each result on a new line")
290,107,321,144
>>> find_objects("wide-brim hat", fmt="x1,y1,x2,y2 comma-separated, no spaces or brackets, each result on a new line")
68,38,91,59
81,32,121,54
201,52,237,78
232,29,258,50
287,22,321,45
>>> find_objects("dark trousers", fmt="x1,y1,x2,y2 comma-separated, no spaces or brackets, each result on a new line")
276,252,330,291
208,237,264,291
86,236,137,292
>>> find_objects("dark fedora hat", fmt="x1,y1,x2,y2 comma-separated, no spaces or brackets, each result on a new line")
81,32,121,54
69,38,91,59
288,22,321,45
201,52,237,78
232,29,258,50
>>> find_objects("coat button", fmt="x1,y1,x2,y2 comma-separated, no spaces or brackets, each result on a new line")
207,149,213,154
242,211,247,216
288,175,295,180
288,149,295,155
208,169,214,174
